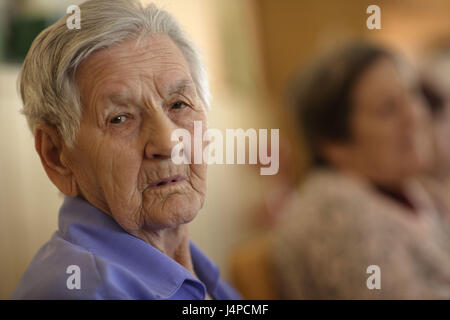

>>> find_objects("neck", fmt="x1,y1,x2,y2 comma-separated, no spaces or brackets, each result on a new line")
335,167,416,211
335,166,407,191
132,224,195,275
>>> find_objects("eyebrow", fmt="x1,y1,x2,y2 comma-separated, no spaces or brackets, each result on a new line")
97,78,196,115
107,92,135,105
103,79,195,102
96,91,136,120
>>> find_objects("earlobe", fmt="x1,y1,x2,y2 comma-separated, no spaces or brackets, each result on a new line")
35,124,79,197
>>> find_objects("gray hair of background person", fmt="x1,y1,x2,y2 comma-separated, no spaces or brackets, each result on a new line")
19,0,211,148
288,42,392,167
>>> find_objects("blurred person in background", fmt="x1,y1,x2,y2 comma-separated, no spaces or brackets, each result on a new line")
270,42,450,299
418,48,450,227
418,78,450,226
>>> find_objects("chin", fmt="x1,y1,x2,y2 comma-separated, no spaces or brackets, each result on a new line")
142,192,202,229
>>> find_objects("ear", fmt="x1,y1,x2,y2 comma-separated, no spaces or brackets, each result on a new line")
35,124,79,197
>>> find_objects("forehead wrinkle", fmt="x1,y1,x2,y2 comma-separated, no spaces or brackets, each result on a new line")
79,38,195,119
102,75,161,115
101,81,134,103
103,77,142,100
167,78,195,96
78,61,132,120
110,37,187,73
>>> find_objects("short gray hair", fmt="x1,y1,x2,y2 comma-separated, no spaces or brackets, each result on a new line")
20,0,210,147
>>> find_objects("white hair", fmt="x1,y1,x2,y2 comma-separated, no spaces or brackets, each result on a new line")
20,0,210,147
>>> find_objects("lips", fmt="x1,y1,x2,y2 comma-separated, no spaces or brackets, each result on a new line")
147,175,186,189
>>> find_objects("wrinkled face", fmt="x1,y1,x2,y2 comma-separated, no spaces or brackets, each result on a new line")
63,35,208,233
345,57,432,187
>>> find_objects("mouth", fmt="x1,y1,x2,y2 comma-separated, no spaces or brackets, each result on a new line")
146,175,186,190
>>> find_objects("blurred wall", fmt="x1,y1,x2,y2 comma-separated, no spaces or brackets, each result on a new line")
255,0,450,107
0,66,63,299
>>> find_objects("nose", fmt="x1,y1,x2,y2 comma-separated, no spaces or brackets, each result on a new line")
144,113,179,161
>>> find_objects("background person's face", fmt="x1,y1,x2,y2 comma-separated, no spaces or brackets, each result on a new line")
432,102,450,178
344,58,432,187
63,35,208,233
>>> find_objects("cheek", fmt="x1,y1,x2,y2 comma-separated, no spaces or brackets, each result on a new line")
436,125,450,160
100,141,145,229
190,163,207,187
186,116,208,194
437,121,450,143
180,111,208,161
352,122,402,173
172,109,208,193
172,105,206,127
187,163,207,211
97,140,143,195
68,130,105,189
353,117,391,153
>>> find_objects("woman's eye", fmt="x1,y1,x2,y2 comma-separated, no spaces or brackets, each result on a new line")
110,115,128,124
172,101,187,110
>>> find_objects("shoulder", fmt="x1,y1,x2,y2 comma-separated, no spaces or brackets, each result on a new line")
278,170,373,231
271,169,396,262
11,232,119,300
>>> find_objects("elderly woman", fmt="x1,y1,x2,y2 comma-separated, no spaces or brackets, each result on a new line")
12,0,240,300
270,42,450,299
